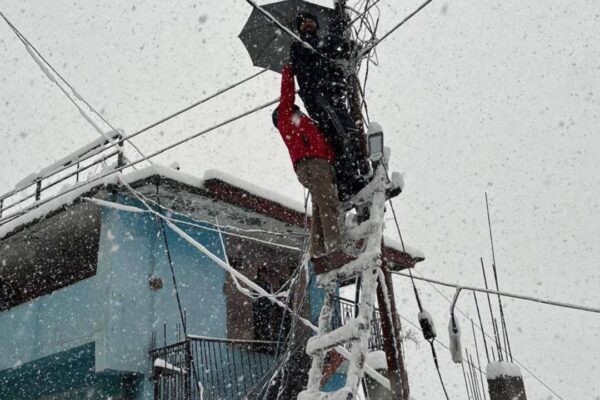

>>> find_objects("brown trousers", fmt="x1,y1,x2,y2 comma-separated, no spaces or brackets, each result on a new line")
295,158,342,255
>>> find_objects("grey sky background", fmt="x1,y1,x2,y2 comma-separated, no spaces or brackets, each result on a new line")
1,0,599,398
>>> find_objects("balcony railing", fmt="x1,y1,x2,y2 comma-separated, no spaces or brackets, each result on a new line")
150,299,383,399
0,132,124,224
332,296,385,352
150,336,280,400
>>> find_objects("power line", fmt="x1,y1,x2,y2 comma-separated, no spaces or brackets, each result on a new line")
117,181,393,390
385,199,564,399
408,268,565,400
0,12,268,202
392,271,600,315
382,162,450,399
0,95,280,226
0,67,268,204
0,12,148,163
360,0,435,56
154,183,188,336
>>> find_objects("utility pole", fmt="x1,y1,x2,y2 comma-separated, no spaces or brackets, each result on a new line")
333,1,410,398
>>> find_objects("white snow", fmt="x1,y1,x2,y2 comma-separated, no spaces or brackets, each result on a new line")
84,197,147,214
203,169,307,215
418,309,436,337
390,171,404,192
448,317,462,364
486,362,522,379
367,122,383,135
1,165,307,239
154,358,186,373
383,237,426,261
365,350,388,371
11,132,122,191
13,173,39,191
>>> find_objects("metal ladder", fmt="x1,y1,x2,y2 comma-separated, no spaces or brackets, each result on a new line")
298,165,389,400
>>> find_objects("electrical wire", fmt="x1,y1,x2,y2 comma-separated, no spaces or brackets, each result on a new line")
120,182,307,239
119,178,393,389
392,271,600,315
0,95,281,225
0,12,149,164
120,179,307,303
359,0,435,57
154,183,188,336
383,173,450,399
117,184,304,252
0,56,268,204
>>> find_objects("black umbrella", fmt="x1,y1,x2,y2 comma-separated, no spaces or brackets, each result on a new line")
238,0,338,73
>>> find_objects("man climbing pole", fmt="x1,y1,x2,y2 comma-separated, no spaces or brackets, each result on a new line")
273,64,356,273
290,10,370,203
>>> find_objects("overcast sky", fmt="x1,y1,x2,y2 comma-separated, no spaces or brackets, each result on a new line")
1,0,599,398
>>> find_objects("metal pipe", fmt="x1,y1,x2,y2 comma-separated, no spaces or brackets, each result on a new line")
486,193,513,361
393,270,600,314
473,292,490,363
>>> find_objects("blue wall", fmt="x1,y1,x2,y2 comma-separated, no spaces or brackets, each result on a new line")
0,192,229,398
98,194,228,372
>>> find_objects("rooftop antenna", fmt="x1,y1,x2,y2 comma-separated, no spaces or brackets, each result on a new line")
469,351,483,400
480,258,503,361
485,192,513,362
461,361,473,400
466,349,480,400
471,319,488,400
473,292,490,363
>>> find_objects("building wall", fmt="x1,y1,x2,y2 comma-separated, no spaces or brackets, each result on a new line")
98,193,228,373
0,192,229,398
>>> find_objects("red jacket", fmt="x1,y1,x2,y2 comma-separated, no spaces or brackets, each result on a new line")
277,65,335,167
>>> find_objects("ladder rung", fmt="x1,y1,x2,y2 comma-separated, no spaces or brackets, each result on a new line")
306,319,366,355
317,251,380,285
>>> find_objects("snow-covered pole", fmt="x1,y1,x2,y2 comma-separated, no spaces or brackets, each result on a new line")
376,255,410,399
339,0,371,175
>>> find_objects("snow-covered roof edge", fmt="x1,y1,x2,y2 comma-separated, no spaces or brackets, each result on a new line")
0,165,306,240
11,132,122,192
384,237,425,262
203,169,306,215
1,164,425,265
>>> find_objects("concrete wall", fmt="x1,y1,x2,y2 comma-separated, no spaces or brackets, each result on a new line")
0,192,228,398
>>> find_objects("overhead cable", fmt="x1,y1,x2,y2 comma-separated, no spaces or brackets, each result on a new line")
392,271,600,314
387,192,563,399
114,184,393,390
0,12,148,162
384,177,450,400
360,0,435,56
0,95,280,225
85,196,302,252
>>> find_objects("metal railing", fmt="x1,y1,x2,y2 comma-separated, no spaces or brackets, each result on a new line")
151,340,193,400
333,296,385,352
150,336,280,400
149,299,383,400
0,133,124,223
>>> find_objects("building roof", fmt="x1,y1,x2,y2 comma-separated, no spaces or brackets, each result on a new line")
0,165,424,267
